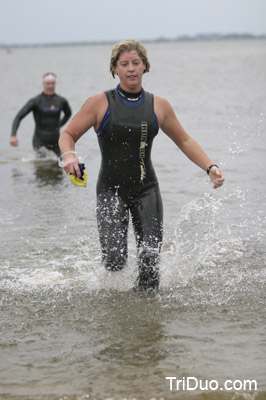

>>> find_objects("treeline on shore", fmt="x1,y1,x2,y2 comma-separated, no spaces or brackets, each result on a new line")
1,32,266,49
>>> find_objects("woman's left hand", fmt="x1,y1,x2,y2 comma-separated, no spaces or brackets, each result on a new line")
209,167,225,189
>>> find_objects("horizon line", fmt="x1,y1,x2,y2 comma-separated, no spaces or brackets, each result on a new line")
1,32,266,49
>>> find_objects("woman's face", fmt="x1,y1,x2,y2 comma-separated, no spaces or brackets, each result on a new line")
115,50,146,92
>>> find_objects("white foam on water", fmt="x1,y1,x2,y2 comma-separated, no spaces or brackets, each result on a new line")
21,147,59,163
0,250,138,294
1,188,265,312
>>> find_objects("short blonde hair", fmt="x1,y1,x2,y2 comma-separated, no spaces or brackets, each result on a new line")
110,40,150,78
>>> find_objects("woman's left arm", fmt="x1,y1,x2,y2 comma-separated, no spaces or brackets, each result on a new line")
155,96,224,189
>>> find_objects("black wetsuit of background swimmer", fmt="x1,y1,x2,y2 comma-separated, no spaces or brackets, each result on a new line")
96,85,163,290
11,93,71,156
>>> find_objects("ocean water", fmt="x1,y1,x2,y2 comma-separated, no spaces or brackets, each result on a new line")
0,40,266,400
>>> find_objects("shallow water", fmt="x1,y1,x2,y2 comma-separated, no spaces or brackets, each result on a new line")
0,40,266,399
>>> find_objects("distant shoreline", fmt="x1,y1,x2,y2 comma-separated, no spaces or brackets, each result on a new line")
1,33,266,49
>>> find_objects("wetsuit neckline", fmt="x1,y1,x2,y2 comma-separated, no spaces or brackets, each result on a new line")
42,92,56,97
117,85,144,102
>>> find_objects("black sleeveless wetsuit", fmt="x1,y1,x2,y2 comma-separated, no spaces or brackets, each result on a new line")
96,87,163,289
11,93,72,156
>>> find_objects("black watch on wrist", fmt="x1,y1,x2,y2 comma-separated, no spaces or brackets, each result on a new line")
206,164,219,175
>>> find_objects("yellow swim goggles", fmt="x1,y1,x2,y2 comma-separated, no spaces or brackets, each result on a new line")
68,163,88,187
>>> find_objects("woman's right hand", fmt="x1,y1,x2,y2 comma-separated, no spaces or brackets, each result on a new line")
62,154,81,177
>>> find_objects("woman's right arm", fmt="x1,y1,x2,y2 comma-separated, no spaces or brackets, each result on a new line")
59,93,107,176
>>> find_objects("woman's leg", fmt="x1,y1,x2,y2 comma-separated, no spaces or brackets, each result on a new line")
130,184,163,289
97,191,129,271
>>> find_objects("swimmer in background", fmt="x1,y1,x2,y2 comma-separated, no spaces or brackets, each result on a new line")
10,72,72,156
59,40,225,290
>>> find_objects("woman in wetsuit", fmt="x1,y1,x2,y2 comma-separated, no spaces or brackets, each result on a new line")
10,73,72,156
59,40,224,290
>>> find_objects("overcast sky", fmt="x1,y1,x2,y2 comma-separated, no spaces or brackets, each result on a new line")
0,0,265,45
